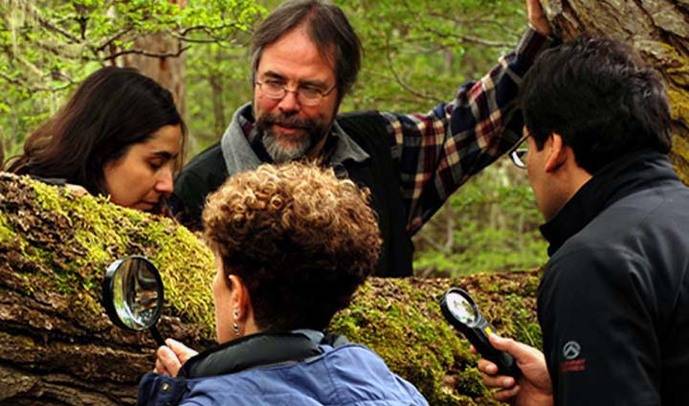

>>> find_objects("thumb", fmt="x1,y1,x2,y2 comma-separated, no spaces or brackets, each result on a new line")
165,339,194,360
488,333,537,363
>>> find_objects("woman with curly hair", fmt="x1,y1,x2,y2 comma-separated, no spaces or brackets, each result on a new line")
137,162,427,406
5,67,185,213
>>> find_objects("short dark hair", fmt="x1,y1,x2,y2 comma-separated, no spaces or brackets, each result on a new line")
250,0,362,99
520,37,671,173
5,67,186,194
203,162,381,331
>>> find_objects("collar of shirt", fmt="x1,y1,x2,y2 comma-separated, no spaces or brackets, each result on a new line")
179,330,326,379
539,150,678,256
222,103,369,176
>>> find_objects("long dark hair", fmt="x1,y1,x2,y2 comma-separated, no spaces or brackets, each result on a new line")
5,67,186,195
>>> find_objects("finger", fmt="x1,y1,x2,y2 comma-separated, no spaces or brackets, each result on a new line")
477,359,498,375
494,384,521,401
157,345,182,376
481,372,516,389
154,358,169,376
488,334,540,363
165,338,197,363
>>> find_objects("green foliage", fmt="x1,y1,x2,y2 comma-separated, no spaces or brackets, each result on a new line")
0,0,263,157
414,161,548,277
339,0,525,112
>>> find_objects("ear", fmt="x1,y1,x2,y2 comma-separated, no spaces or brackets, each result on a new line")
544,133,568,173
227,274,252,324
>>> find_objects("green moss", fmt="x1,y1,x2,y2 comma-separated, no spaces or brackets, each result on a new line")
145,221,215,331
29,179,72,219
0,212,16,244
330,272,541,404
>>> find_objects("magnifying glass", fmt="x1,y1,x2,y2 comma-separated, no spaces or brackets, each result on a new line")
102,256,165,347
440,287,520,377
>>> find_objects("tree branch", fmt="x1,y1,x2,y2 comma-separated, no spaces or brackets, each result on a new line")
103,45,190,61
383,35,442,102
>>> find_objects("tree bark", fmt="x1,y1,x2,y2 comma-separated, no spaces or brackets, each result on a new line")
543,0,689,184
120,0,188,117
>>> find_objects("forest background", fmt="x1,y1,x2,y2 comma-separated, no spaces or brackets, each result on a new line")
0,0,548,277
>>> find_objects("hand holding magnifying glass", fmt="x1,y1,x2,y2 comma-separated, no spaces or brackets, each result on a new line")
440,287,521,378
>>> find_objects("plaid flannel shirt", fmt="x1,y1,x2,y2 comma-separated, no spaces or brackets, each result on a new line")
381,28,551,234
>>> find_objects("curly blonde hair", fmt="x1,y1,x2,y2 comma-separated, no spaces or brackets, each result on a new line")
203,162,381,331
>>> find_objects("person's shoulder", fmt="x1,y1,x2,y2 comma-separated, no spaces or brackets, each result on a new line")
175,142,227,192
558,181,689,260
336,110,384,122
180,143,224,175
319,344,428,404
336,111,388,134
335,111,391,154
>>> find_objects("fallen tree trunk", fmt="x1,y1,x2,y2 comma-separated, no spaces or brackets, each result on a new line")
0,174,540,405
543,0,689,183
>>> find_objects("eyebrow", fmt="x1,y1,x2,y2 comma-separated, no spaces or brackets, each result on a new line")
151,151,177,160
261,70,329,89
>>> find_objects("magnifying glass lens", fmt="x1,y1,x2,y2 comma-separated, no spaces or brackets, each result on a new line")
447,292,478,325
111,259,161,330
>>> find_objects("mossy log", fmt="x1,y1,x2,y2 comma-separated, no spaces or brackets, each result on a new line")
543,0,689,183
0,174,541,405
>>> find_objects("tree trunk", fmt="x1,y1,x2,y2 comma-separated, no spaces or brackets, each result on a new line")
120,0,187,117
0,174,540,405
543,0,689,184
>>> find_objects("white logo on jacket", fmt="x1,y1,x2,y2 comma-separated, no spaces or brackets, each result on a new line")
563,341,581,360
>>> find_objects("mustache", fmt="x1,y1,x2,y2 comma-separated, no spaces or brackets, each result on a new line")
259,113,314,129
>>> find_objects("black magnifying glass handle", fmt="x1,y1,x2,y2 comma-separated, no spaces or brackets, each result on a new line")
471,323,520,378
150,326,165,347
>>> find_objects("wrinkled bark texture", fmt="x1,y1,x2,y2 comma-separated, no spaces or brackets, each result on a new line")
0,175,540,405
543,0,689,183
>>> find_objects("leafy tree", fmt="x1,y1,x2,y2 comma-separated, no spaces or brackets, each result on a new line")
0,0,263,157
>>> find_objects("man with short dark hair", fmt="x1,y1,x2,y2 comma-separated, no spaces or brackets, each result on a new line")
479,37,689,405
173,0,553,277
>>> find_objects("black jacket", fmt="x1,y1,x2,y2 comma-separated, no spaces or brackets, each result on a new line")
537,151,689,405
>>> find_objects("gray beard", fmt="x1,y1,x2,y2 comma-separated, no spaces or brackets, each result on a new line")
261,129,312,163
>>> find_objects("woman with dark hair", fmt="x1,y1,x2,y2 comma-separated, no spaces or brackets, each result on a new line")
5,66,186,213
137,162,428,406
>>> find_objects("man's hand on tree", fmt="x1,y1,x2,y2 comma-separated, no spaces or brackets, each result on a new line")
477,334,553,406
526,0,552,36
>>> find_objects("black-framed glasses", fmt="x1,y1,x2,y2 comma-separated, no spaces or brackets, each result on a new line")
509,146,528,169
255,79,336,106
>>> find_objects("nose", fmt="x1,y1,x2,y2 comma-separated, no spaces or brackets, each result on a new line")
155,166,174,195
277,89,300,114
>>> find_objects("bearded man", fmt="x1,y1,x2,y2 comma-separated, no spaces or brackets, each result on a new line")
172,0,552,277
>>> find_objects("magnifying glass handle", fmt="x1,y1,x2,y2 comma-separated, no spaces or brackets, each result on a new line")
486,347,521,378
465,331,518,378
149,326,165,347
